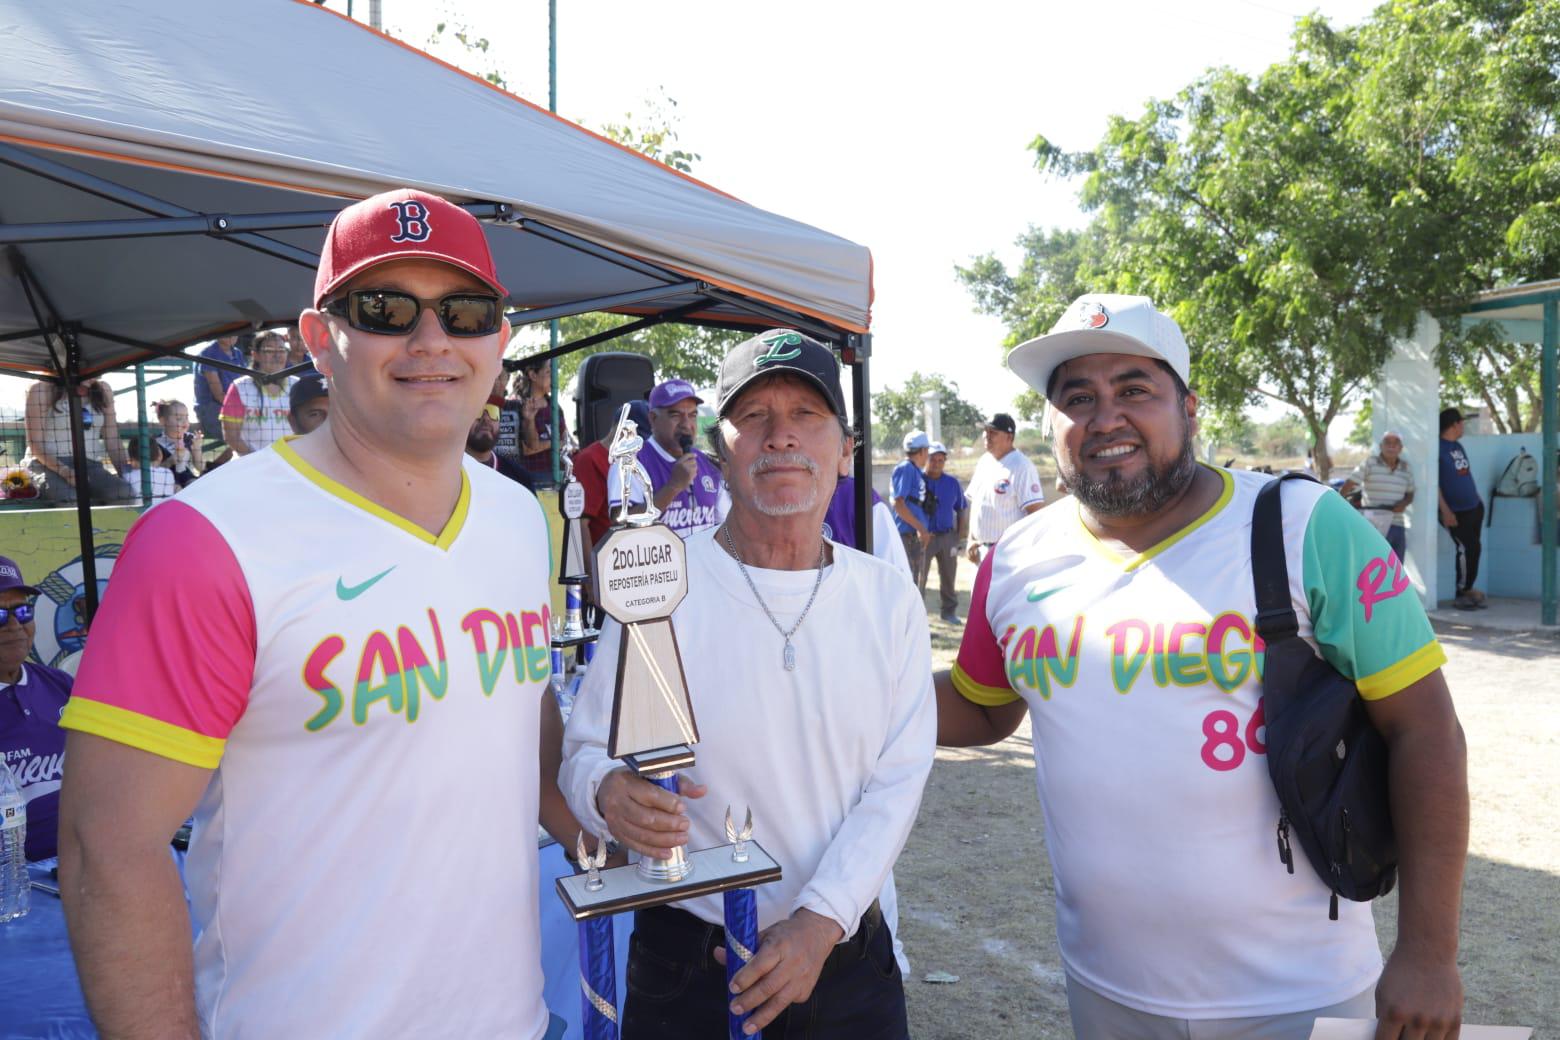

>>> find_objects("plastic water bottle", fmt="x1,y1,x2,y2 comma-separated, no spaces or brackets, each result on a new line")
0,759,29,923
550,646,569,713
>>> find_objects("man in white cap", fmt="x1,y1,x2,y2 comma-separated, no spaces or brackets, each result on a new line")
964,411,1045,563
934,294,1468,1038
57,189,559,1039
891,430,934,582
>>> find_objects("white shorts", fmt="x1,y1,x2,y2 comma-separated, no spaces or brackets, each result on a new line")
1065,974,1376,1040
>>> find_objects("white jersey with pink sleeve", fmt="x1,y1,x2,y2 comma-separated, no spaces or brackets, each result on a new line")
61,439,553,1040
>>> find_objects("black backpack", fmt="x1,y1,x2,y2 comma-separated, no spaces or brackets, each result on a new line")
1252,473,1398,919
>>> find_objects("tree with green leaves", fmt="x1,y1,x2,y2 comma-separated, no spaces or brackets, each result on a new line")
871,372,988,454
959,0,1560,479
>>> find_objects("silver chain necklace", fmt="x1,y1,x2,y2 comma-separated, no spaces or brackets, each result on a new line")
721,524,826,672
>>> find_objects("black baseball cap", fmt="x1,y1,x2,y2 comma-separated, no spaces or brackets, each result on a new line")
1439,407,1464,432
983,412,1017,436
290,374,329,414
715,329,846,419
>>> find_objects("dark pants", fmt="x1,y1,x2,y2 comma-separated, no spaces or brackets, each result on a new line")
1385,523,1406,562
623,903,909,1040
1447,503,1484,594
918,531,959,614
899,532,924,587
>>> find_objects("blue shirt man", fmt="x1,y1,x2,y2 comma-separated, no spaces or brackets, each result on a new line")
891,430,932,582
1437,407,1486,607
920,442,969,624
194,335,246,449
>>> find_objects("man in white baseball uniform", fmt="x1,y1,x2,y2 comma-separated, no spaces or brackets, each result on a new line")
964,411,1044,563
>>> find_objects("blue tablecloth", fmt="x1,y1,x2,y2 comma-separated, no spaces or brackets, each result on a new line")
1,846,631,1039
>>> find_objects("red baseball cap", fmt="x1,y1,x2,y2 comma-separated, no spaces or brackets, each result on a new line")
313,188,509,307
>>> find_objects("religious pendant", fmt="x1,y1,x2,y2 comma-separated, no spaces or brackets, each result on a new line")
782,641,796,671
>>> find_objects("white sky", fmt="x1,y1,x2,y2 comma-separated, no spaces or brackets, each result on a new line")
12,0,1383,425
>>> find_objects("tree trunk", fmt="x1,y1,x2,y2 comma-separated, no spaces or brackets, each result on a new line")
1302,412,1333,482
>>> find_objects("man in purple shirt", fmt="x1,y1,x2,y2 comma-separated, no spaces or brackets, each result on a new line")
0,555,71,861
639,378,724,538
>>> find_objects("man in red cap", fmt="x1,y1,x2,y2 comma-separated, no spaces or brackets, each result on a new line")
58,189,562,1039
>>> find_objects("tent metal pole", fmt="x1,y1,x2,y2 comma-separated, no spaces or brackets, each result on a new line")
61,332,101,624
513,219,689,286
502,303,710,369
75,328,261,382
0,142,319,268
850,333,874,554
0,328,45,344
0,203,512,246
1542,299,1556,626
506,282,702,328
699,286,846,345
135,365,152,506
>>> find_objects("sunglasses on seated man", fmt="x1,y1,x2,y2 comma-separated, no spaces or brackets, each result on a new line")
0,604,34,626
322,289,504,338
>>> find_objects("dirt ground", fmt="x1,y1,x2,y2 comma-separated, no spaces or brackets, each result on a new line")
896,560,1560,1038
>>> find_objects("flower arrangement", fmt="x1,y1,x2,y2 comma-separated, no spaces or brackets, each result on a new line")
2,467,38,500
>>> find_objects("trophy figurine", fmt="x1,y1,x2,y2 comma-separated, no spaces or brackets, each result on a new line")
556,406,781,1038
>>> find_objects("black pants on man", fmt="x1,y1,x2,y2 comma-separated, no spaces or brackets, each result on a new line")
1447,503,1484,595
622,903,909,1040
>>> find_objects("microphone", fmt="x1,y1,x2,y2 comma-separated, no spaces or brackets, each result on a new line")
677,433,694,455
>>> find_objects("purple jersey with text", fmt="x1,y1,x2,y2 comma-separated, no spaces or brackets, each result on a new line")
638,439,724,538
822,477,884,550
1,662,72,861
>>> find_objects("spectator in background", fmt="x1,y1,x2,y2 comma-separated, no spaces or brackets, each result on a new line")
1438,408,1486,610
575,399,651,546
154,400,202,488
965,412,1044,563
287,374,330,436
283,325,314,375
194,334,245,463
640,379,723,538
118,437,177,502
1341,431,1414,561
467,403,534,489
891,430,933,581
0,556,71,862
516,356,570,481
920,442,968,625
221,332,294,456
22,378,134,503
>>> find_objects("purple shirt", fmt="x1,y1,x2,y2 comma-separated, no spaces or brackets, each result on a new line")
1,662,72,861
822,477,883,550
638,438,723,538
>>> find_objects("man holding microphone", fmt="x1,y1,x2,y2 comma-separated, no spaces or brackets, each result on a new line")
638,378,724,538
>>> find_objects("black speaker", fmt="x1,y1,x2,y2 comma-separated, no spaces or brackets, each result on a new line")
576,351,655,445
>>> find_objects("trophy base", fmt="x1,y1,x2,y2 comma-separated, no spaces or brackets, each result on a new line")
550,629,600,649
623,744,696,775
557,840,782,921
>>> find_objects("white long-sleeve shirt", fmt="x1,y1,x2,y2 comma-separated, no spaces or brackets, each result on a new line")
561,528,936,939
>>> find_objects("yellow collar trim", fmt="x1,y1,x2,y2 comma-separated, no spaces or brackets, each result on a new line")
1075,464,1234,571
273,437,469,550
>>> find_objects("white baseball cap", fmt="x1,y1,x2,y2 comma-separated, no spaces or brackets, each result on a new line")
903,430,930,452
928,441,948,456
1007,294,1190,401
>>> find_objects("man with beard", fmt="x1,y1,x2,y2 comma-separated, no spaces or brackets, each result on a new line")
466,401,534,489
933,294,1468,1039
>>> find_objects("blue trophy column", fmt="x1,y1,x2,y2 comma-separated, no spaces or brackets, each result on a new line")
577,914,618,1040
724,889,760,1039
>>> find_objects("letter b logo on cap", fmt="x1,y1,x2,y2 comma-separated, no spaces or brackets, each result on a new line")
388,200,433,243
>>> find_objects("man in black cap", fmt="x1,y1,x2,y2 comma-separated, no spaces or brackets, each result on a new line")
562,328,934,1040
964,412,1045,563
287,373,330,436
1437,407,1485,609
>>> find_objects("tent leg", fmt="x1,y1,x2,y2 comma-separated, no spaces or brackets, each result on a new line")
849,334,873,554
63,334,101,625
1542,300,1556,626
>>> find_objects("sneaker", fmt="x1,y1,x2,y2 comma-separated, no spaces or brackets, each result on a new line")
1453,595,1478,610
939,612,963,626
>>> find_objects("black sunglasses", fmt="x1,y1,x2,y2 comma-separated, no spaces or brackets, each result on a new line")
0,604,34,626
322,289,504,338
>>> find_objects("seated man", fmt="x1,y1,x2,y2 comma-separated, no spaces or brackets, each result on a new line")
0,556,71,862
563,330,935,1039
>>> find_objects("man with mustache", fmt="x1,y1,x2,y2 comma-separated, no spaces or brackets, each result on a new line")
934,295,1468,1039
562,329,935,1039
639,378,725,539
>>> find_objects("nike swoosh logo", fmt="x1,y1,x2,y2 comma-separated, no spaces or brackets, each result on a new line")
1026,585,1067,603
336,566,396,601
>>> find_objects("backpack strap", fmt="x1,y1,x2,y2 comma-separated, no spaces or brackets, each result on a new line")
1251,472,1322,645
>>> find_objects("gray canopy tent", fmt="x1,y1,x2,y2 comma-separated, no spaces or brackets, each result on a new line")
0,0,877,619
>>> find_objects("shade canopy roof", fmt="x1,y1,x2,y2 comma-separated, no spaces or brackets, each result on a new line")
0,0,874,379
